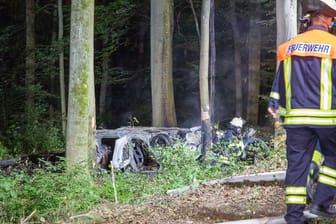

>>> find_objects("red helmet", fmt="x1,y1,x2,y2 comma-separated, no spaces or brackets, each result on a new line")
302,0,336,17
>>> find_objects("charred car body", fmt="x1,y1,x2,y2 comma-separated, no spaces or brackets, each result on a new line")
95,126,203,172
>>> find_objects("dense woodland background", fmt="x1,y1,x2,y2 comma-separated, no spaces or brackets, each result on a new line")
0,0,277,156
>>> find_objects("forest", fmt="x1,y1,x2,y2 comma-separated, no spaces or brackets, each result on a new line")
0,0,277,157
2,1,317,223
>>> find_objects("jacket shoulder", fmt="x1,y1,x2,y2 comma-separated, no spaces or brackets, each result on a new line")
277,30,336,61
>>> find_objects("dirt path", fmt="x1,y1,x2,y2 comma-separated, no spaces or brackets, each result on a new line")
89,181,285,224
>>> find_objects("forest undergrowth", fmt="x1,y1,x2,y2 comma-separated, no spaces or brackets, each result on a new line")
0,129,296,224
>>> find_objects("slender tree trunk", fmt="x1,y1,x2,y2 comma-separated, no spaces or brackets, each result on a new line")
230,0,242,117
150,0,177,127
66,0,95,170
58,0,66,136
247,2,261,125
25,0,35,117
188,0,200,42
50,8,57,119
209,0,216,123
199,0,212,157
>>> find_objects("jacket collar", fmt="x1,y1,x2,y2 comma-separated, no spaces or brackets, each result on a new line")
308,25,329,32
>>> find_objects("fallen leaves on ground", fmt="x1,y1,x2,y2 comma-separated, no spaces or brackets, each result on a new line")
84,181,285,224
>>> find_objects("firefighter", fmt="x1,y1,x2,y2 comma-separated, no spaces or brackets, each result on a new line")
212,117,246,166
268,0,336,223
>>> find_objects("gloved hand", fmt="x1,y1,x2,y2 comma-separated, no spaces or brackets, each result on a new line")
268,98,279,109
268,98,279,119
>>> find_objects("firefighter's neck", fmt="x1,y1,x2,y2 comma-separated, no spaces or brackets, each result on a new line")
311,15,332,30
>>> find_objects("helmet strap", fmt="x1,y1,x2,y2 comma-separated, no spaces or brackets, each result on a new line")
316,14,333,29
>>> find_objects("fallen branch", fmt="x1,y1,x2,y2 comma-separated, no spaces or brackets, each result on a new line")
203,170,286,185
111,161,118,203
69,213,92,220
20,209,36,224
167,171,286,196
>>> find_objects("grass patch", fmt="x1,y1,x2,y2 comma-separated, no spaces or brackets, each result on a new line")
0,163,101,223
0,140,283,223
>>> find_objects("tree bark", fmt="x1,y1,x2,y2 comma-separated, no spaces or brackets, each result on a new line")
66,0,95,170
199,0,212,157
58,0,66,135
247,2,261,125
274,0,297,151
209,0,216,123
230,0,242,117
49,8,57,119
188,0,200,42
276,0,297,46
150,0,177,127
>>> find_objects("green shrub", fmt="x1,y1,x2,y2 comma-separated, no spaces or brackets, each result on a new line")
0,140,282,223
0,142,10,159
4,119,64,156
99,142,229,204
0,163,101,223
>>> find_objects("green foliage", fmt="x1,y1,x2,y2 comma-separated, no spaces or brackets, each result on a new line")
0,26,17,55
0,142,10,159
99,142,230,204
4,117,64,156
0,140,284,223
35,43,60,81
0,163,101,223
244,140,287,172
1,83,65,155
152,142,203,187
210,141,243,163
95,0,135,56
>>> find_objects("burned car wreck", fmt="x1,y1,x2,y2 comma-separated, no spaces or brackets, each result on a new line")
0,119,269,175
95,126,203,172
95,118,271,173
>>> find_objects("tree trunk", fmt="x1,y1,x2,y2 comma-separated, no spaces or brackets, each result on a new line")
199,0,212,157
66,0,95,170
209,0,216,123
150,0,177,127
230,0,242,117
58,0,66,136
50,8,57,120
25,0,35,117
247,2,261,125
274,0,297,151
188,0,200,42
276,0,297,46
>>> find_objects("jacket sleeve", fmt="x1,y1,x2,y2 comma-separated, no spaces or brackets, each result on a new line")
268,62,283,110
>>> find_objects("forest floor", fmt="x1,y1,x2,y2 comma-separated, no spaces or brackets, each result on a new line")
84,128,288,224
90,180,286,224
64,163,289,224
83,171,335,224
67,127,335,224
